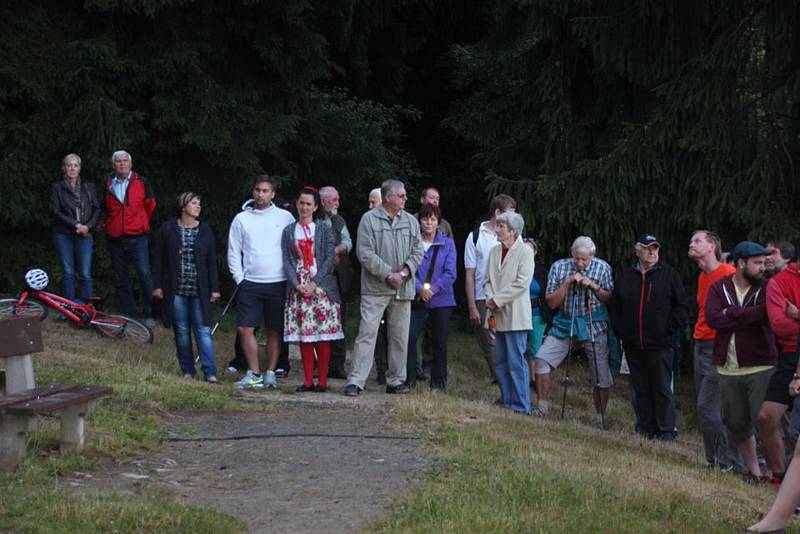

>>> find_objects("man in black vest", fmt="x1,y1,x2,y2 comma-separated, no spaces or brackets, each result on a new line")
319,186,354,378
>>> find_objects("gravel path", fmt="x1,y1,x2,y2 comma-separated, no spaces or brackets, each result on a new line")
64,360,431,533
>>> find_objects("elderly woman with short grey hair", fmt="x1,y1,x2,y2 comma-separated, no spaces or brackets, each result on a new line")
484,211,535,414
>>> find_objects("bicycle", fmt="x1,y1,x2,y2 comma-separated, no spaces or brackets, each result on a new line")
0,268,153,344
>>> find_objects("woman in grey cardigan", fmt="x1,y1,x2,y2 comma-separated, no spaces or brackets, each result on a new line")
281,187,344,392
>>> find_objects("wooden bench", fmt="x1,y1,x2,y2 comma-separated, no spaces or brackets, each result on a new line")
0,317,113,472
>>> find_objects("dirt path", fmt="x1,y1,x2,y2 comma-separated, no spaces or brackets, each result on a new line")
64,365,431,533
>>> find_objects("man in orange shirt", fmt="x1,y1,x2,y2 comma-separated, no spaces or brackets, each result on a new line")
689,229,742,472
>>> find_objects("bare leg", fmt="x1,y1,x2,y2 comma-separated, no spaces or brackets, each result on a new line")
265,329,281,371
237,326,260,374
593,387,609,415
737,435,762,476
537,373,551,401
748,442,800,532
759,401,788,474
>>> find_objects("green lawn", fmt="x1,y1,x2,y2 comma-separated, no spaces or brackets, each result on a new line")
0,312,784,533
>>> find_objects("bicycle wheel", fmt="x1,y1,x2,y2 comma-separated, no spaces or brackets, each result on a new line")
0,298,48,321
91,312,153,343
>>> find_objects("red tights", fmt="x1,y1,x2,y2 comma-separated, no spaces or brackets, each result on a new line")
299,341,330,387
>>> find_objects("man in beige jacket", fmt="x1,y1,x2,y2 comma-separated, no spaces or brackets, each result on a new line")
344,179,424,396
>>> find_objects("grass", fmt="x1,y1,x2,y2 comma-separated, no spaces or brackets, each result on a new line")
0,307,786,533
375,317,780,533
0,319,250,533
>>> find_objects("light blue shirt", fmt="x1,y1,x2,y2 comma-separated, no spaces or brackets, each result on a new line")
111,172,132,203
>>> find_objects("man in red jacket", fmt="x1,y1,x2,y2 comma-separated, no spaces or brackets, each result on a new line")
103,150,157,325
759,247,800,484
706,241,777,481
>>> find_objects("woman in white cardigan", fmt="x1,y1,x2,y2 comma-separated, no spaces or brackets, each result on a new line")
484,211,535,414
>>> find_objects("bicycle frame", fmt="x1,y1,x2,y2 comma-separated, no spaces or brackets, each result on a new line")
16,289,97,326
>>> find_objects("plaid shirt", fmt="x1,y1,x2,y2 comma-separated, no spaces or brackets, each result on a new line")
546,257,614,336
176,226,199,297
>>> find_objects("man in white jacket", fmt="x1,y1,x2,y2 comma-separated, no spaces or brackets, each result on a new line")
227,175,295,388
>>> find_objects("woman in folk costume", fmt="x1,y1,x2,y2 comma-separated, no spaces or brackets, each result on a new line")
281,187,344,392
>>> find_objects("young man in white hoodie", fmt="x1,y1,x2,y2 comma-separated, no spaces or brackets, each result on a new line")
227,175,295,388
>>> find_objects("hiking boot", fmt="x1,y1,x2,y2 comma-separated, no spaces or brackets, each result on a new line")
264,370,277,389
343,384,361,397
386,384,410,394
234,370,264,389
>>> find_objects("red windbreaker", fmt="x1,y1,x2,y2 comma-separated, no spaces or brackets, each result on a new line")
766,263,800,354
103,172,156,238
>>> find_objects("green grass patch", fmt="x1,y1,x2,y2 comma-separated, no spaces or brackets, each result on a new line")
0,482,244,533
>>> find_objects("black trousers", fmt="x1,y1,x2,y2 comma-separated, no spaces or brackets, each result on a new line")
330,300,347,372
626,347,676,437
406,306,453,389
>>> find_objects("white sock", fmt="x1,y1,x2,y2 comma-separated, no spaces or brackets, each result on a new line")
539,400,549,414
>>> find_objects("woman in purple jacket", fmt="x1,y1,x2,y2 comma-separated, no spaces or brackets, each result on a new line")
405,203,457,391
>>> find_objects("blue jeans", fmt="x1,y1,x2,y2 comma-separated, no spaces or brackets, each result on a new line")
53,232,94,300
173,295,217,378
108,235,153,318
496,330,531,414
406,306,454,390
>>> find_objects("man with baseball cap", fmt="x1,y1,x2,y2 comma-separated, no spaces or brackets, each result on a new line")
610,234,689,440
705,241,777,481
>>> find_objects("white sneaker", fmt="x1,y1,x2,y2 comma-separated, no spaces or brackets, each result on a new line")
234,370,264,389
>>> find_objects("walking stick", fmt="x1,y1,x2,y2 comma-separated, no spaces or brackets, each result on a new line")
586,289,605,429
195,283,241,363
560,287,579,419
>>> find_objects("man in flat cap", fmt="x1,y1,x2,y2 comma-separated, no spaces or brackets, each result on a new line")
705,241,777,481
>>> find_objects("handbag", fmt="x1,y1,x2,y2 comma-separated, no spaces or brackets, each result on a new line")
412,244,440,309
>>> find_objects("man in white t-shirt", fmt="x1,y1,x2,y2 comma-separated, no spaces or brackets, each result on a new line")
464,194,517,381
227,175,295,389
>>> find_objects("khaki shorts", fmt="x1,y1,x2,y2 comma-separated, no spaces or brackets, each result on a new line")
534,332,613,388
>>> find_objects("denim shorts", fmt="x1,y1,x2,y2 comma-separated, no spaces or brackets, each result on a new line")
236,280,286,331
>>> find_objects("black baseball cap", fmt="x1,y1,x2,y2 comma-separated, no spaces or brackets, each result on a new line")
636,234,659,247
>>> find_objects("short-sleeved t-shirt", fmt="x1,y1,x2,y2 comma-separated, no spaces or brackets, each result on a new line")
693,263,736,340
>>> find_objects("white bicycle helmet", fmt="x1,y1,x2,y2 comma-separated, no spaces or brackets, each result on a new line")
24,268,49,290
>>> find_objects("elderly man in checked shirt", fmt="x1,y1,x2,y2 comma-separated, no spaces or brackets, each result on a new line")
533,236,614,428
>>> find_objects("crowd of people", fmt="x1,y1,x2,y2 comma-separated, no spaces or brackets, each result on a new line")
48,151,800,531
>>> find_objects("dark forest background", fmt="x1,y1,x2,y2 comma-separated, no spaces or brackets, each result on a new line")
1,0,798,300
